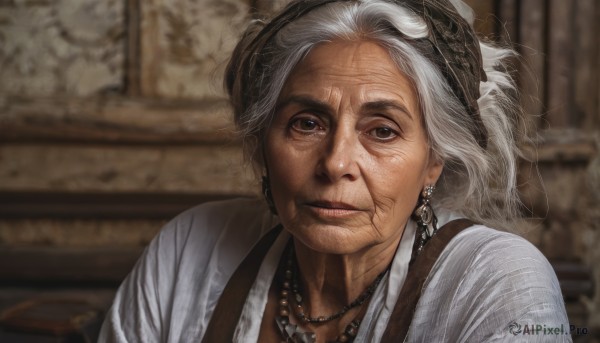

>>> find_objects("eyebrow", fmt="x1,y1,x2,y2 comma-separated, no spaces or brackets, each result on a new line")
276,95,413,120
275,95,331,115
361,100,413,120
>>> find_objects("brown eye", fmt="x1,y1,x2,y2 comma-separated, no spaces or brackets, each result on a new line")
290,117,322,133
369,127,397,140
299,119,317,130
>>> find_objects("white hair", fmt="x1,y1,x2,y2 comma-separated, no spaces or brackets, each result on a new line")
228,0,525,230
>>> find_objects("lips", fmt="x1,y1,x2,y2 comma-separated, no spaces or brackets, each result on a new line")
307,200,360,211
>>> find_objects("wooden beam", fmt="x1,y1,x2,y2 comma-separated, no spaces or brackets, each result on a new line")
0,191,248,219
0,246,143,286
0,143,257,194
551,261,594,300
0,96,236,144
521,129,598,163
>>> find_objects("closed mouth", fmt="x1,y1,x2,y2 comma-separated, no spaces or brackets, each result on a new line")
307,200,360,211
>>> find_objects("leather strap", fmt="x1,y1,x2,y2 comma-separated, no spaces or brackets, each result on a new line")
201,224,283,343
202,219,474,342
380,218,474,342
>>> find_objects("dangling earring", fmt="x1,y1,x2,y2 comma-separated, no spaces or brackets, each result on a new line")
262,176,278,215
413,184,438,252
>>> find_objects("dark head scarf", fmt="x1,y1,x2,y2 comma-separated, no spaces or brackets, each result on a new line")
226,0,489,148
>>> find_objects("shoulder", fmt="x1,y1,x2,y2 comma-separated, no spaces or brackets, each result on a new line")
445,225,560,288
99,197,277,342
413,224,570,341
163,196,275,236
442,224,552,271
154,197,276,256
430,224,561,296
148,196,278,297
146,197,279,288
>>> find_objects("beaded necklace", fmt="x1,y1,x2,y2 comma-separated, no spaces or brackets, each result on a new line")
275,244,388,343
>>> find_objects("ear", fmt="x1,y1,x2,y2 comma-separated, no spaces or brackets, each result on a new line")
423,154,444,186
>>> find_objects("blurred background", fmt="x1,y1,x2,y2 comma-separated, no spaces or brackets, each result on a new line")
0,0,598,341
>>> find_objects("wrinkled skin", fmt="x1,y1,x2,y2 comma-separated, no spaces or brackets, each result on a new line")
261,40,443,341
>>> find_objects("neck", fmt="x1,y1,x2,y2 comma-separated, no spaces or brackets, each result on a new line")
292,232,402,317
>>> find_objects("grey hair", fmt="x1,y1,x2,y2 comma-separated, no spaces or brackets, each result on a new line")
228,0,524,230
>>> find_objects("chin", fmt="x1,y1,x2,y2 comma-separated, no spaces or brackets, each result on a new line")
289,222,372,255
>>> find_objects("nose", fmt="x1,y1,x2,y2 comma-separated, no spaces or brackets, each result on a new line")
316,126,360,183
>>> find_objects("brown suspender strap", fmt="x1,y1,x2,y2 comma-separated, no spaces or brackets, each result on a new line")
380,218,475,342
202,219,474,342
201,224,283,343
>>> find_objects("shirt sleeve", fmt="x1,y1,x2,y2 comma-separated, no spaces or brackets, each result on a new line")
97,198,276,343
97,214,183,343
409,226,572,343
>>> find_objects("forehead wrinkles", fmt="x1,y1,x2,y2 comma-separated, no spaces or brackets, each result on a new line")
279,42,418,119
299,42,400,77
285,41,412,95
295,64,402,89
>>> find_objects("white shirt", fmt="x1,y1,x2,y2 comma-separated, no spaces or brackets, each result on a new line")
99,198,571,342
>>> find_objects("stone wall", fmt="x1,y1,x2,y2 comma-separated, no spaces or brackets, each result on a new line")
0,0,598,340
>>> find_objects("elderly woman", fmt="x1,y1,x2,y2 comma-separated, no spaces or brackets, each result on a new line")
100,0,570,342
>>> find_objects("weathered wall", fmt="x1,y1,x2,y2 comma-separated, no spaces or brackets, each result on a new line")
0,0,260,249
138,0,249,98
0,0,599,339
0,1,125,97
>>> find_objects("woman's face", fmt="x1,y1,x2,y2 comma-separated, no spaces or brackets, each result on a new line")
265,40,443,255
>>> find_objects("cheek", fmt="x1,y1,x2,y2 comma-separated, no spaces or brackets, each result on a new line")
264,133,311,203
270,158,299,194
365,152,428,219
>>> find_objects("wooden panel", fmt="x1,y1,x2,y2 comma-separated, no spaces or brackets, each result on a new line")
546,0,574,128
518,0,545,130
573,0,599,131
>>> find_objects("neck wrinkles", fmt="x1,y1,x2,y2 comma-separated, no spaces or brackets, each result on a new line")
291,228,403,315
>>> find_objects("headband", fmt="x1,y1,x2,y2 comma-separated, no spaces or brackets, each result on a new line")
226,0,489,148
